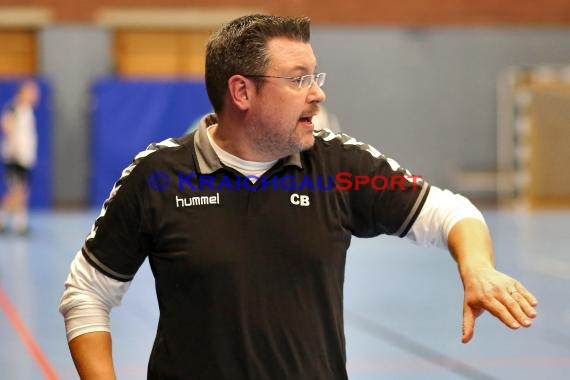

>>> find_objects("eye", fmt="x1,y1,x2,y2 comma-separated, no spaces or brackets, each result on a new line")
292,76,304,87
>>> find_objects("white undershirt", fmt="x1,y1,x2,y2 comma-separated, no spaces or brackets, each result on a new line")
59,135,485,342
207,126,277,181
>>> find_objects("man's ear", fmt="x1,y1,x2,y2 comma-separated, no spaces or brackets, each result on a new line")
227,75,253,111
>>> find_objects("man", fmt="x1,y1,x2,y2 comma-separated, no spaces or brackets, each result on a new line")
60,15,537,379
0,80,40,235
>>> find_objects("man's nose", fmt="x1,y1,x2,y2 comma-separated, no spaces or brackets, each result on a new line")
307,83,326,104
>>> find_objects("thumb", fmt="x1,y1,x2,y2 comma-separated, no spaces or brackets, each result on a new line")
462,304,476,344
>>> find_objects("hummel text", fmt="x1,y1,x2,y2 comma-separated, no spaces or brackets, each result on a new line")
175,193,220,208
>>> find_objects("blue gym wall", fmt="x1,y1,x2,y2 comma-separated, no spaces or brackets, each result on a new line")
90,79,211,206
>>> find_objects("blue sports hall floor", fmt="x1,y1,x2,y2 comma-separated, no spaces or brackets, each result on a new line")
1,208,569,379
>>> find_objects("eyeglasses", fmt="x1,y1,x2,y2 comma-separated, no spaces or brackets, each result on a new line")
243,72,326,89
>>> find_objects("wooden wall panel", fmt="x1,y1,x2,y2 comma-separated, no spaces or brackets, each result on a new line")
114,30,211,77
116,31,179,76
0,30,36,75
178,31,210,77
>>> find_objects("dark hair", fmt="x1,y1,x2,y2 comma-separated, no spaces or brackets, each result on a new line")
205,14,311,113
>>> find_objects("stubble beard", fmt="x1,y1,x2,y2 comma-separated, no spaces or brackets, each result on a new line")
246,121,314,160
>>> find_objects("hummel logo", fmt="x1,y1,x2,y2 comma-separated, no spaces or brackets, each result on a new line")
175,193,220,208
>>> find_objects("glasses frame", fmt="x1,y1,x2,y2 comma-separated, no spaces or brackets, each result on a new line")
242,72,326,89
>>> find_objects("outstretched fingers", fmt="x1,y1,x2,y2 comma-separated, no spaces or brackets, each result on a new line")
507,282,538,324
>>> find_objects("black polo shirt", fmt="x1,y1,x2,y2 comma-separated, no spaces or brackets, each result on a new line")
83,115,430,379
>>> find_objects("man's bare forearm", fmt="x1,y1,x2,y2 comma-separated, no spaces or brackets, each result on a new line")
69,331,116,380
447,218,495,275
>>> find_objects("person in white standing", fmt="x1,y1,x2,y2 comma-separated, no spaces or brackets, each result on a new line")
0,80,40,235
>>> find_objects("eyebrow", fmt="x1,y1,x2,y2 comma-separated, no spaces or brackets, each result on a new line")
287,64,319,76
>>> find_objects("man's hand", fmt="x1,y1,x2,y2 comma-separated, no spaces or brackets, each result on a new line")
446,218,538,343
460,266,538,343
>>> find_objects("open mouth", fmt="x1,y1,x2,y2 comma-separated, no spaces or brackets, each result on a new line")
298,116,314,124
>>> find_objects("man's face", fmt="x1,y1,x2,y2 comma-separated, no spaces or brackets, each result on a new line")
245,37,326,160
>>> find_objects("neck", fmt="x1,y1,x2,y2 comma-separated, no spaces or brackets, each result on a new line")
211,113,281,162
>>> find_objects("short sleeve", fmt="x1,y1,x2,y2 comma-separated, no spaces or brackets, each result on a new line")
82,155,153,282
336,135,430,238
